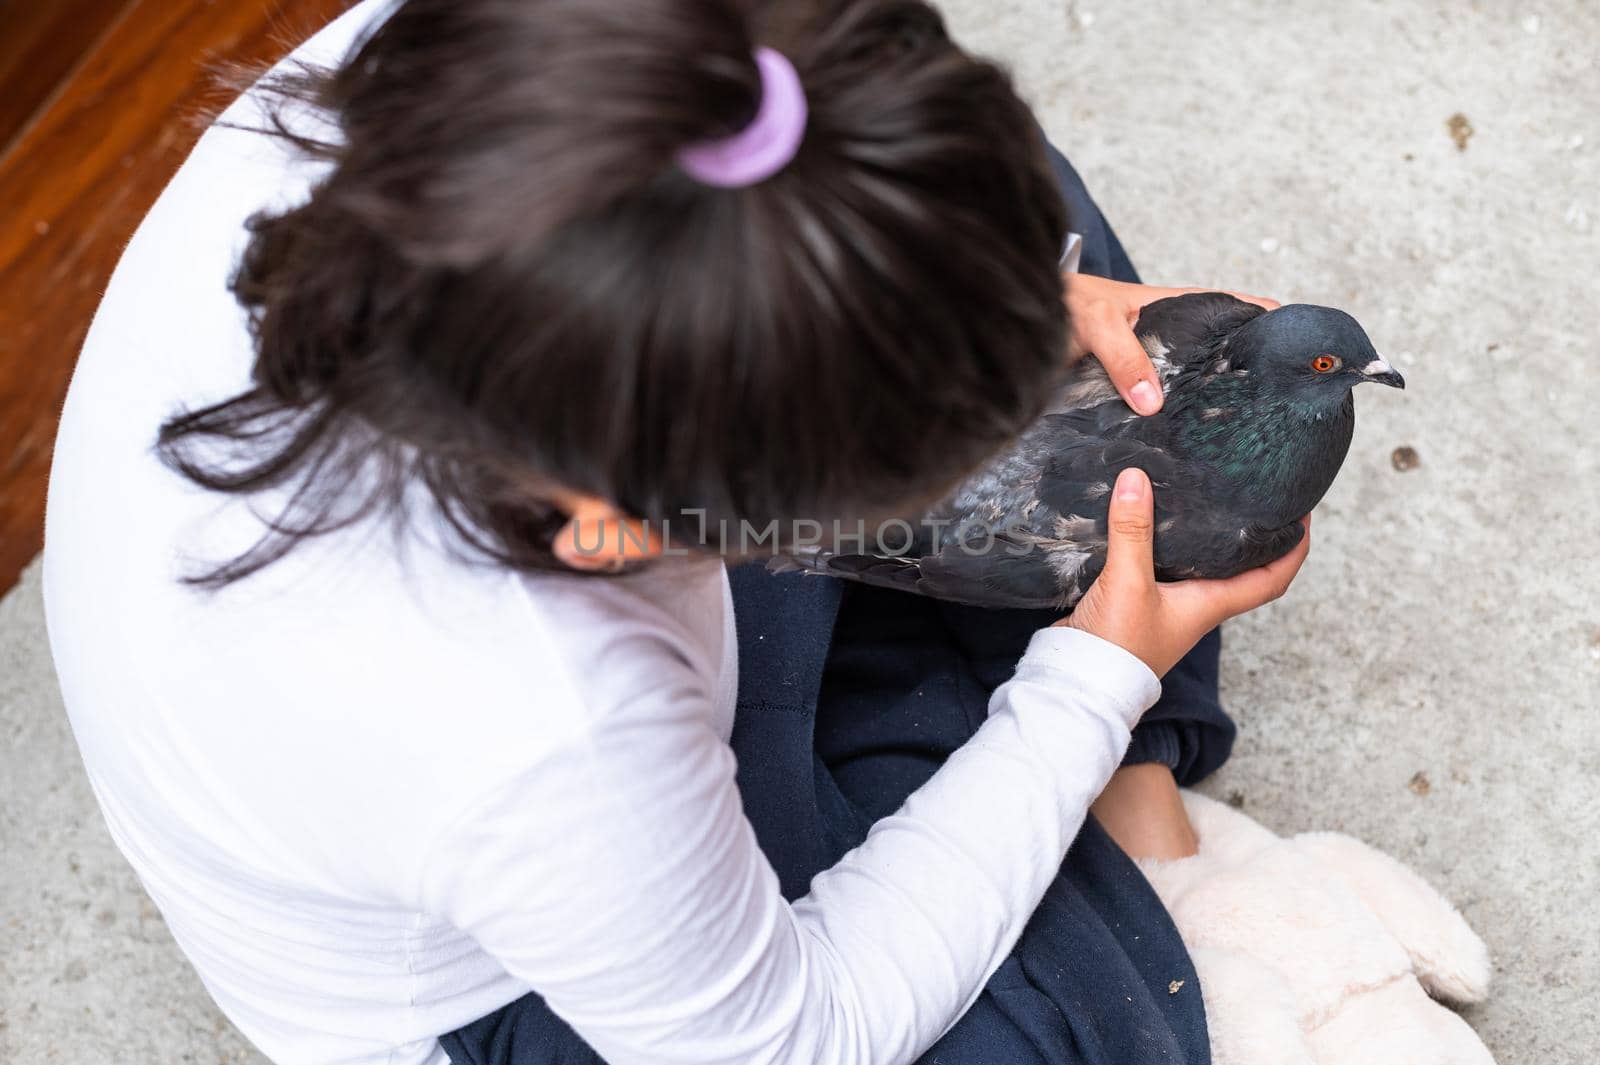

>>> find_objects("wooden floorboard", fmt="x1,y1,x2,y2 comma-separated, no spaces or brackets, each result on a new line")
0,0,351,596
0,0,134,155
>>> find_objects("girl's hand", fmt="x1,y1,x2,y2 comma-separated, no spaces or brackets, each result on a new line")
1064,274,1280,416
1061,467,1310,676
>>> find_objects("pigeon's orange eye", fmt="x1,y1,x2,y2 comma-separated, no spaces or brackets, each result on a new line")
1311,354,1341,373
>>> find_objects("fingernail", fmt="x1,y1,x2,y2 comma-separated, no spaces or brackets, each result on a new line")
1129,380,1161,414
1116,468,1145,501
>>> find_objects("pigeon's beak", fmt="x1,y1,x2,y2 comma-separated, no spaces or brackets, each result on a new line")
1358,355,1405,389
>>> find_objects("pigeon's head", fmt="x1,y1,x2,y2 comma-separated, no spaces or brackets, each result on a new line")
1229,303,1404,404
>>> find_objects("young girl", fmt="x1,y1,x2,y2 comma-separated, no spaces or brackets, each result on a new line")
44,1,1305,1063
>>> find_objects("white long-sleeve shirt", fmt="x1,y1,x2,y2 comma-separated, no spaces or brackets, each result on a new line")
42,3,1161,1063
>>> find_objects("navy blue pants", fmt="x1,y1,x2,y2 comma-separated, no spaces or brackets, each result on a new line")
440,148,1233,1065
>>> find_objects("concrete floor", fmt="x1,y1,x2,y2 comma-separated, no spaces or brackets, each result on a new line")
3,0,1597,1062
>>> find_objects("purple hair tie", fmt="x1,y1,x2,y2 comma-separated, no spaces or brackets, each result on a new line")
677,47,807,188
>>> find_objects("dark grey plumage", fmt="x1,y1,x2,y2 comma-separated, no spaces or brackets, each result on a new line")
773,292,1404,609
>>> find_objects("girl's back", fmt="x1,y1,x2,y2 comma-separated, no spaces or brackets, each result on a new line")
46,6,732,1061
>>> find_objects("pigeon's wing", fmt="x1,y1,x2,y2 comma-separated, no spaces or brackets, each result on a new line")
1150,515,1307,581
778,541,1069,610
1031,430,1306,586
1049,291,1266,413
1133,291,1266,367
767,427,1306,610
768,425,1184,610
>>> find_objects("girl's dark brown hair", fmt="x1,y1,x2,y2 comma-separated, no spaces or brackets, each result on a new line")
159,0,1071,586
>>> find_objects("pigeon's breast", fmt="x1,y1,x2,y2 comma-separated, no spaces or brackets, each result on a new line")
1174,390,1356,525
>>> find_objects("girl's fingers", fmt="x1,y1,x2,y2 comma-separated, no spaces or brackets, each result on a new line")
1101,468,1156,590
1087,304,1164,414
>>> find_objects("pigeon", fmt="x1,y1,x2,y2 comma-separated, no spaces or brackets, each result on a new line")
774,292,1404,609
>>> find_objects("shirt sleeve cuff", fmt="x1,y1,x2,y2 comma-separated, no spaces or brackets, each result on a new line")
1060,231,1084,274
1005,625,1162,729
